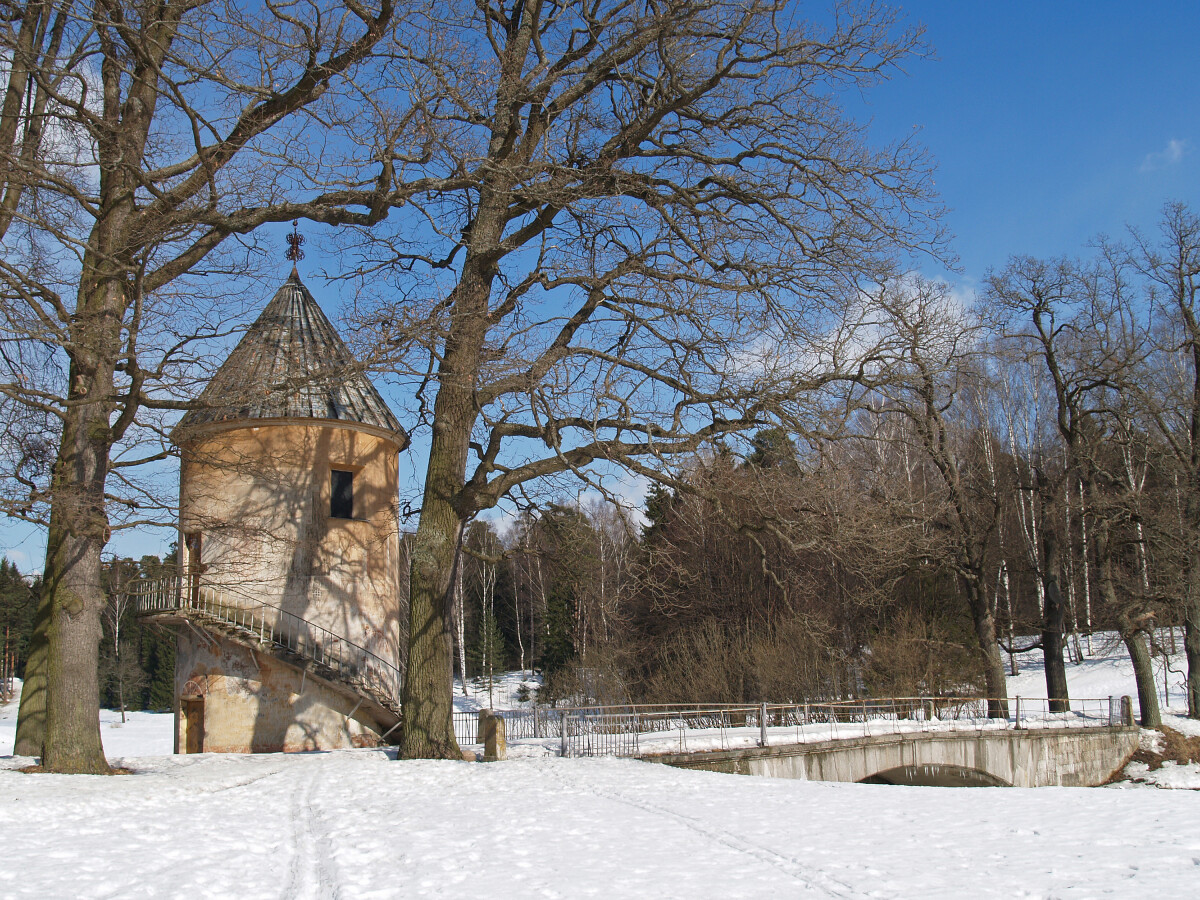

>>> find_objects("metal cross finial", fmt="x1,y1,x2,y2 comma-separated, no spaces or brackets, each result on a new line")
285,219,305,263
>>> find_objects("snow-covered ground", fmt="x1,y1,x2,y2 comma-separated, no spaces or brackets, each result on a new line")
1004,631,1200,789
2,639,1199,899
1006,629,1187,715
453,671,542,712
2,747,1198,899
0,686,173,758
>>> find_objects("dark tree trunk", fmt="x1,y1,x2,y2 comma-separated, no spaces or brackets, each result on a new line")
399,234,499,759
965,579,1009,718
1040,526,1071,712
1122,627,1160,728
1186,612,1200,718
1187,493,1200,717
1091,510,1161,728
399,498,463,760
25,393,112,773
14,253,128,773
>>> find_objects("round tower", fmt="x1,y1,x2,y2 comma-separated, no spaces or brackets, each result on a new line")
169,271,409,753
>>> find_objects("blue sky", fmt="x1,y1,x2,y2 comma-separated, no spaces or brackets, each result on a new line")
871,2,1200,286
4,2,1199,574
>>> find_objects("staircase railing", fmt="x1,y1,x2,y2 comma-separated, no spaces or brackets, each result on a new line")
132,574,402,714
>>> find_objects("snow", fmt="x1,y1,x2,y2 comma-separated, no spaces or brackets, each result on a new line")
453,671,542,711
2,749,1199,899
2,748,1200,900
1003,631,1200,789
1006,630,1188,715
0,683,174,758
2,638,1200,897
495,712,1122,761
1164,713,1200,739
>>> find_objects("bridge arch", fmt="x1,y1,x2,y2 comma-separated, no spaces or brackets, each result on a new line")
650,727,1139,787
859,764,1010,788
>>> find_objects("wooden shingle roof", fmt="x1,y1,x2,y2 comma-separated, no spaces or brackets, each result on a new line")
174,271,407,447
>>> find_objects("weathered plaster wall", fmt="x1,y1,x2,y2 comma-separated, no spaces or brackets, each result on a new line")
175,631,390,754
649,728,1140,788
178,420,403,668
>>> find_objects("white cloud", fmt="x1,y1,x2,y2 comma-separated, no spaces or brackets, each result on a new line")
1140,139,1188,172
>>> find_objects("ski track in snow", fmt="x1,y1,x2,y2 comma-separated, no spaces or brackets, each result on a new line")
537,760,857,898
281,761,330,900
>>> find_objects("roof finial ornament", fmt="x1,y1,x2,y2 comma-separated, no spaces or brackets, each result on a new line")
285,219,305,273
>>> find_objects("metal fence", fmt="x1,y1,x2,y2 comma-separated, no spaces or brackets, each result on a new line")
131,574,403,712
456,696,1131,758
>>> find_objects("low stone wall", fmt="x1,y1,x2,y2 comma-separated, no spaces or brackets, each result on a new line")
645,726,1140,787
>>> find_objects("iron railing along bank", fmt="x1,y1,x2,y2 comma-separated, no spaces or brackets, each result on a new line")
131,574,403,714
456,696,1131,758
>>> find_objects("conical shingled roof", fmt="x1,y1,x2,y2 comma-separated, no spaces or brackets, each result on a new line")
174,271,407,447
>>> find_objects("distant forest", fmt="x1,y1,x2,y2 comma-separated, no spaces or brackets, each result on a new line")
447,423,1177,711
0,555,175,713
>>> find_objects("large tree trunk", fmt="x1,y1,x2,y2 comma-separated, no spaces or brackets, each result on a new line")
1185,605,1200,717
399,492,464,760
1186,492,1200,717
399,349,476,758
1121,626,1161,728
398,234,499,758
1040,525,1071,712
965,579,1009,718
14,234,132,772
17,389,113,773
42,526,109,774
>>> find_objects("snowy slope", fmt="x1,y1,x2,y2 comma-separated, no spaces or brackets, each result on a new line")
1006,631,1187,713
1,750,1198,900
453,671,542,711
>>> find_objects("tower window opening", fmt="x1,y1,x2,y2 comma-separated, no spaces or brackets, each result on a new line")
331,469,354,519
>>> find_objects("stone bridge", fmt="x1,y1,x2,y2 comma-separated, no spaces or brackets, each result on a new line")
644,726,1139,787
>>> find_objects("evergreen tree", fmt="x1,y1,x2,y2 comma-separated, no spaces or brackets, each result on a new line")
0,559,38,678
469,610,507,702
93,554,176,712
541,585,576,678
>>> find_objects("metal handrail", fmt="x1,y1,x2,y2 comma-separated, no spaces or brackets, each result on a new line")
455,695,1131,758
132,574,402,713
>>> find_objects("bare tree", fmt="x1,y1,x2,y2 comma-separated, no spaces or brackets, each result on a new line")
347,0,941,758
101,559,132,724
989,255,1160,722
1135,203,1200,717
873,278,1009,716
1,0,410,772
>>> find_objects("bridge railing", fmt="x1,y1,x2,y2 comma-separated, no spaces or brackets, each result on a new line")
131,573,403,712
455,696,1128,758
